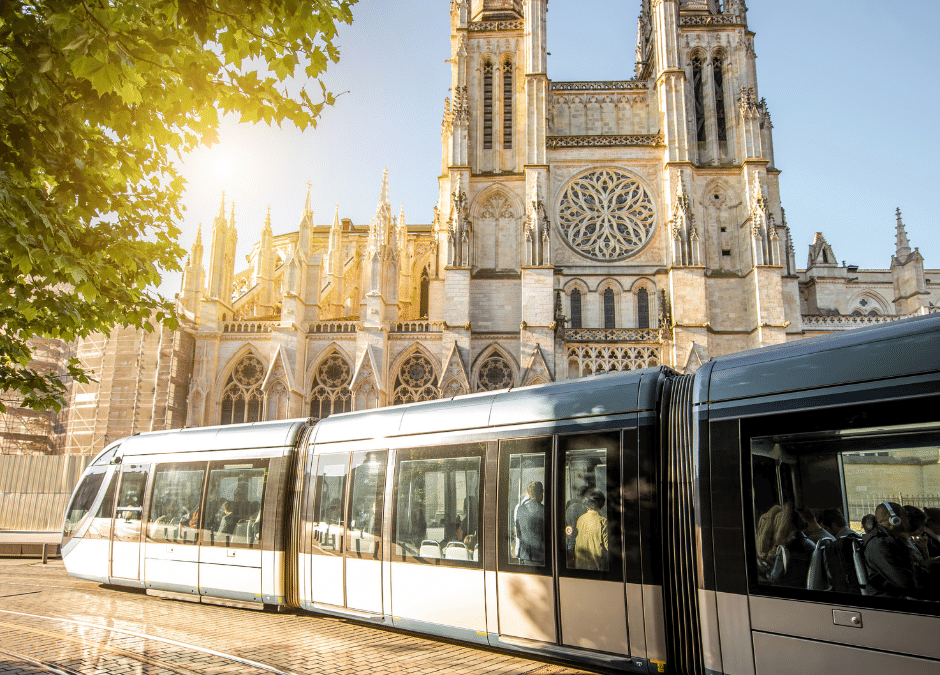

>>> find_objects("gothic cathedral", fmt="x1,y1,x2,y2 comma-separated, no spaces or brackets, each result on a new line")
136,0,938,434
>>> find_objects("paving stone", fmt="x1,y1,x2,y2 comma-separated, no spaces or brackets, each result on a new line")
0,560,600,675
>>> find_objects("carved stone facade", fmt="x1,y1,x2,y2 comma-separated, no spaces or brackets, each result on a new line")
41,0,940,453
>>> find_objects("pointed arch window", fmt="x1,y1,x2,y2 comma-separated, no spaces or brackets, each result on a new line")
220,354,264,425
419,267,430,319
476,352,513,392
266,380,290,420
393,352,438,404
691,53,706,144
502,58,513,149
309,353,352,420
603,288,616,329
483,60,494,149
570,289,583,329
712,54,727,142
637,288,650,329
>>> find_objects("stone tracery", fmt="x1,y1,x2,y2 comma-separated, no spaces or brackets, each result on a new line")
220,353,264,425
557,168,656,261
309,353,352,420
393,352,438,404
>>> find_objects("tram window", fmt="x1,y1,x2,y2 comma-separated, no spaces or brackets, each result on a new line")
347,452,387,558
312,454,348,555
115,469,147,522
113,467,149,543
85,472,118,541
751,424,940,608
62,469,106,541
147,463,206,545
201,459,268,548
559,432,623,581
499,437,551,571
393,444,484,567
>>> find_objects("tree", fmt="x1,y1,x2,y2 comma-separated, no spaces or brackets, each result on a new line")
0,0,356,412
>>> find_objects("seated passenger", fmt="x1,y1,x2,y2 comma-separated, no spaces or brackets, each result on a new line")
756,504,784,568
923,508,940,558
861,513,877,535
903,505,940,597
230,483,255,520
216,501,239,536
573,489,608,571
864,502,925,598
799,508,835,545
768,506,816,588
820,508,856,539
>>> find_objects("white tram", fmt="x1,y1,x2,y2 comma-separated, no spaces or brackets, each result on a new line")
63,314,940,674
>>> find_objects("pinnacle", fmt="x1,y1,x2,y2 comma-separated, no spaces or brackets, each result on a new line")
263,206,272,234
895,207,912,257
304,181,313,215
380,168,390,205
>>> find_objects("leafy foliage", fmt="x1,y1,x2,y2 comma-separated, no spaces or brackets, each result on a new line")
0,0,356,412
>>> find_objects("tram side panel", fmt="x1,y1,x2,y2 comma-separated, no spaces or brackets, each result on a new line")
705,317,940,675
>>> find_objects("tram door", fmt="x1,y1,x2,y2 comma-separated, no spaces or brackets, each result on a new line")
310,452,387,614
556,432,628,655
497,437,556,643
110,464,149,581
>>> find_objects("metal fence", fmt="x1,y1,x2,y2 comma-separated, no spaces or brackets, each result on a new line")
0,455,92,531
848,494,940,524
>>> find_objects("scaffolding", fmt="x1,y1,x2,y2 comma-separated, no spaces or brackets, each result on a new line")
0,338,71,455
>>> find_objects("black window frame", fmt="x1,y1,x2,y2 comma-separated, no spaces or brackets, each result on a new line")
740,394,940,617
497,435,553,576
556,430,624,583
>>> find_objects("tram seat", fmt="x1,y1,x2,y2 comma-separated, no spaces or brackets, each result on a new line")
443,542,469,561
419,540,442,559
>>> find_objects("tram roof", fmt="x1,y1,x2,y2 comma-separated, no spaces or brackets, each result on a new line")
118,418,310,457
313,366,665,444
705,312,940,403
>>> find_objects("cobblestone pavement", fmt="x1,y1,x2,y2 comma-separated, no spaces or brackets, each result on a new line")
0,560,596,675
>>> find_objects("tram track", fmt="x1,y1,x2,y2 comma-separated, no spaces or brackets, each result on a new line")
0,608,301,675
0,645,82,675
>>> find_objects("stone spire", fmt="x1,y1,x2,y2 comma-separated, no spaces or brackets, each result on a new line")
895,207,912,259
371,169,393,249
256,206,275,316
206,192,230,300
180,224,205,315
297,182,314,260
304,181,313,217
191,224,203,268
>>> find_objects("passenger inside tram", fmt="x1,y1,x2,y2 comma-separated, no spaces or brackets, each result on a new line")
513,481,545,565
394,455,481,563
923,508,940,556
573,489,609,571
863,501,924,598
764,505,815,588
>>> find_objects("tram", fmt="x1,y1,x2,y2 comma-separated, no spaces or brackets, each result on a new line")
62,314,940,675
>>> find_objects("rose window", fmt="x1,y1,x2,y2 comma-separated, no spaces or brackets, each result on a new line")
232,354,263,387
557,168,656,261
317,355,350,389
393,353,438,404
477,354,513,392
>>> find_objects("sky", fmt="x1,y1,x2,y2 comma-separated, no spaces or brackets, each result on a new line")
167,1,940,297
